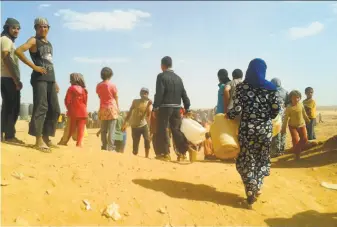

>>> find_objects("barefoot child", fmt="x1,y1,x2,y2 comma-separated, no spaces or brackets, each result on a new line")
281,90,310,160
303,87,317,140
60,73,88,147
203,132,217,160
96,67,119,151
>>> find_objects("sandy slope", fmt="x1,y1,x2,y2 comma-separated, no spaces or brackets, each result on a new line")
1,110,337,226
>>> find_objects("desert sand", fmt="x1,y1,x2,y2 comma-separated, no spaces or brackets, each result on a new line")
1,109,337,226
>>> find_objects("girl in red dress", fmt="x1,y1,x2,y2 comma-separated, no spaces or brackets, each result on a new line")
62,73,88,147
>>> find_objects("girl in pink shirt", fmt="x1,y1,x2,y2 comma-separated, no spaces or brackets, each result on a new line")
96,67,119,151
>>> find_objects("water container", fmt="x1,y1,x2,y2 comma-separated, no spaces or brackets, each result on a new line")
20,103,30,120
180,118,206,145
210,114,240,160
272,114,282,137
28,104,34,115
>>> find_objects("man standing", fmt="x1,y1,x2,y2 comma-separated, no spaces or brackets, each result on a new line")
15,18,60,151
123,88,152,158
153,56,192,161
1,18,24,143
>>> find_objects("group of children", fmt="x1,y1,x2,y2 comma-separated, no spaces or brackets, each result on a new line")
281,87,318,160
56,64,319,162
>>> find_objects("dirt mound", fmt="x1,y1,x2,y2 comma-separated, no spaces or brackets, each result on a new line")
323,135,337,151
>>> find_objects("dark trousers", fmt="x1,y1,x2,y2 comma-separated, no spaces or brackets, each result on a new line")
115,140,125,153
306,118,316,140
29,81,60,137
156,107,188,156
131,125,150,155
1,77,20,139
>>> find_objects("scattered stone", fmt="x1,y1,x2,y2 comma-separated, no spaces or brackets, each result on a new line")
83,200,92,210
45,190,52,195
12,172,24,180
123,211,130,217
102,203,121,221
1,181,9,186
14,217,29,226
312,168,318,171
157,207,167,214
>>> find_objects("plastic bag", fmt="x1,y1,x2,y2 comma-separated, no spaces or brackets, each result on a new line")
180,118,207,145
210,114,240,160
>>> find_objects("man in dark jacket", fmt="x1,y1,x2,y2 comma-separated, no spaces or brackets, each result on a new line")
153,56,192,161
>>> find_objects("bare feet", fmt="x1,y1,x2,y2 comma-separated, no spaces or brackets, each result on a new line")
43,136,59,149
35,137,51,153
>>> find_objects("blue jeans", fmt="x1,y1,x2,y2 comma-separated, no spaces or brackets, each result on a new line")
101,119,116,151
306,118,316,140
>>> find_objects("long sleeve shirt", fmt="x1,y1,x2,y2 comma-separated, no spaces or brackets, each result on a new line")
153,69,190,110
282,103,310,132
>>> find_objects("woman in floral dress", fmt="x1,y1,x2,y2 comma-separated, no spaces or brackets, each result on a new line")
227,58,281,208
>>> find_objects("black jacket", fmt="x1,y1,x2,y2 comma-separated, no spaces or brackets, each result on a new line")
153,69,190,110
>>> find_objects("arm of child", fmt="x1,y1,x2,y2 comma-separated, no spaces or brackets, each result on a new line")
122,100,135,130
65,87,72,111
224,85,231,113
302,104,310,124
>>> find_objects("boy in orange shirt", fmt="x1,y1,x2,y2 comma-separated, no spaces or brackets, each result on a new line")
303,87,317,140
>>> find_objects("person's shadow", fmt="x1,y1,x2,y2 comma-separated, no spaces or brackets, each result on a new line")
264,210,337,227
132,178,245,209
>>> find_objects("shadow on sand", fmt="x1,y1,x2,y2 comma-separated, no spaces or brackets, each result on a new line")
1,141,34,149
272,144,337,169
264,210,337,227
132,178,245,209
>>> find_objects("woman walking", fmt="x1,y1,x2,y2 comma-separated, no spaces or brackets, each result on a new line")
227,58,281,209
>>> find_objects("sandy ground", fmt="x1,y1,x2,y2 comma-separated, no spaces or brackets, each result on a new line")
1,109,337,226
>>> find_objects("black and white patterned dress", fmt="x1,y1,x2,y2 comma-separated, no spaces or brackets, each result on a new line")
228,82,281,198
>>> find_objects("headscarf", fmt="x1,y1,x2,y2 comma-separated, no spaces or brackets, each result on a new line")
244,58,276,91
271,78,281,88
34,17,50,29
1,18,20,42
70,73,86,88
140,87,149,100
271,77,289,106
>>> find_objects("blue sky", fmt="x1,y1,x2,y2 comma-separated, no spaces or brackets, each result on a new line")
1,1,337,111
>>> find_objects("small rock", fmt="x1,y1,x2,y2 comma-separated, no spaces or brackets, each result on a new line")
1,181,9,186
102,203,121,221
46,190,52,195
12,172,24,180
123,211,130,217
262,200,267,203
83,200,91,210
157,207,166,214
312,168,318,171
15,217,29,226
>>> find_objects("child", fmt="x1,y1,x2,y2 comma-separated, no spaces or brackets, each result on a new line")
303,87,317,140
97,113,127,153
281,90,310,160
60,73,88,147
203,132,217,160
122,88,152,158
96,67,119,151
